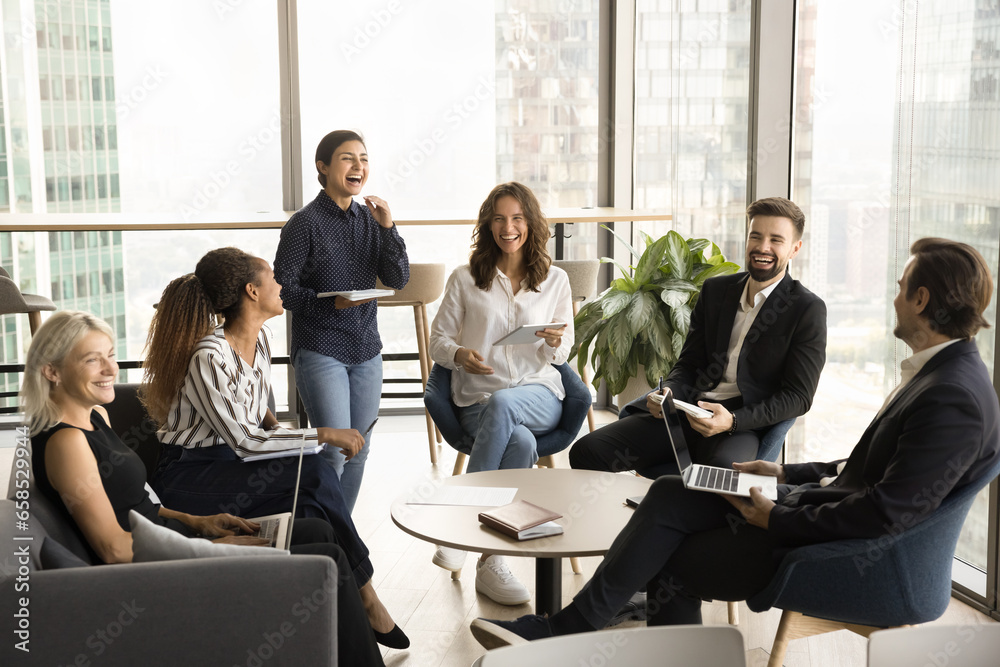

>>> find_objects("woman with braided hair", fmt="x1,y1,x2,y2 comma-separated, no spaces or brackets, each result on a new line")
143,246,408,651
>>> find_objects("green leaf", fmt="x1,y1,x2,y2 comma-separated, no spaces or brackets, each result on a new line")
660,289,689,309
693,261,741,286
646,309,674,359
672,331,685,358
600,223,640,262
609,315,634,362
601,289,632,318
670,302,692,339
656,277,699,293
634,234,669,285
627,290,657,333
686,238,710,256
600,256,636,282
664,231,694,280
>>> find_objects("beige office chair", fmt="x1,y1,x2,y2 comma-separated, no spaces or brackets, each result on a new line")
377,263,446,463
0,267,56,335
552,259,599,432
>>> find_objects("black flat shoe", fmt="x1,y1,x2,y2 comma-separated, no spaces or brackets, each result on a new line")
373,624,410,649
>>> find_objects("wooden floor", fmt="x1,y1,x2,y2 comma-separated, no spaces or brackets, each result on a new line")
356,412,996,667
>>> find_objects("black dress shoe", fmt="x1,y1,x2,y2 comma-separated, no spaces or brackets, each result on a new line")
373,624,410,649
606,591,648,628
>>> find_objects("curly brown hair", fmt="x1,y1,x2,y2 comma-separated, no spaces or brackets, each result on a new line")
469,182,551,292
140,247,263,425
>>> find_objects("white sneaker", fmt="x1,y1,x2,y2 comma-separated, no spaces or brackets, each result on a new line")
433,546,467,571
475,555,530,605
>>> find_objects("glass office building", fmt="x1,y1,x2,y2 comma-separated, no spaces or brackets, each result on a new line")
0,0,127,398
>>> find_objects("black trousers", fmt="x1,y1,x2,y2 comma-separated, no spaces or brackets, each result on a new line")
571,476,788,627
568,411,760,475
290,519,385,667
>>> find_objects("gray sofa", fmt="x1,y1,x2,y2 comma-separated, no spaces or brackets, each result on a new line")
0,398,339,665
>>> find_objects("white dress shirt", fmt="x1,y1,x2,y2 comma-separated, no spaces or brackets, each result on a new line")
701,279,780,401
430,264,574,407
159,325,318,457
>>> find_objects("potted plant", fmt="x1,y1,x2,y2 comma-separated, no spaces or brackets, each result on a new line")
570,226,740,403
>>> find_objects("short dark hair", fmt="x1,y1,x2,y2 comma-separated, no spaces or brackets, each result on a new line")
746,197,805,239
314,130,366,187
907,238,993,340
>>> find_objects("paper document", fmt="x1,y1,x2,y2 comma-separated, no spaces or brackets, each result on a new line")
317,289,395,300
406,486,518,507
242,443,326,463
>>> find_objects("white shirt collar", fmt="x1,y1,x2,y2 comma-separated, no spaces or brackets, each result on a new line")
900,339,962,382
738,276,781,313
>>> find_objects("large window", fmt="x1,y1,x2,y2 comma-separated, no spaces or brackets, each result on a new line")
791,0,1000,596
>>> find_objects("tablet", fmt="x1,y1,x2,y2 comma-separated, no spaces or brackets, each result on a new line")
317,289,395,299
492,322,566,346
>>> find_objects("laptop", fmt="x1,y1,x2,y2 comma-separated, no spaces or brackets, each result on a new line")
661,395,778,500
246,438,309,549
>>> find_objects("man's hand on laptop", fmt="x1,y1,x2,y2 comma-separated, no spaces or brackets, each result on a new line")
184,512,260,538
687,401,733,437
721,487,775,530
733,460,786,483
318,427,365,461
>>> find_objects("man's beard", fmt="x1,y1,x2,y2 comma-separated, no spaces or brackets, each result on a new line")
747,254,783,282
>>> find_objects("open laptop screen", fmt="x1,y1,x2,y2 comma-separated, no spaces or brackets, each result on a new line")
661,395,694,473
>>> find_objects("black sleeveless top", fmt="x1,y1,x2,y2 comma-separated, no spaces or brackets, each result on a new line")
32,410,189,561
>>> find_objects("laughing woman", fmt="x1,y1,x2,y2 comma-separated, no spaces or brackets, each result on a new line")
428,182,574,605
23,311,393,665
274,130,409,513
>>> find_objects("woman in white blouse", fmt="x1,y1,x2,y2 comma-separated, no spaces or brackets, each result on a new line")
428,182,574,605
141,246,407,650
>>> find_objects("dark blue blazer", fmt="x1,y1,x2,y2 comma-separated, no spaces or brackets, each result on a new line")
771,340,1000,546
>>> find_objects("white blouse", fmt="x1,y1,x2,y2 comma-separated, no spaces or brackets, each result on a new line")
158,325,318,457
430,264,574,407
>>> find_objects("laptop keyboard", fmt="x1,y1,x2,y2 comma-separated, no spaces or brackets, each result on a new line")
695,466,740,493
253,518,279,546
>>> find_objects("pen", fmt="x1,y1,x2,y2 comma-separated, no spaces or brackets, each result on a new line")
363,417,379,436
658,376,665,392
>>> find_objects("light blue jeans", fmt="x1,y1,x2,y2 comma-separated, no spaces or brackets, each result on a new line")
458,384,562,473
293,348,382,513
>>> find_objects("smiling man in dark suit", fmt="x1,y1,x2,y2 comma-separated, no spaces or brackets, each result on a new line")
570,197,827,475
471,237,1000,647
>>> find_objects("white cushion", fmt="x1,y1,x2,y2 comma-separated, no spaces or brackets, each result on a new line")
129,510,289,562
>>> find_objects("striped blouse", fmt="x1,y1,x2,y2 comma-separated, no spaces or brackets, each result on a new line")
158,325,318,456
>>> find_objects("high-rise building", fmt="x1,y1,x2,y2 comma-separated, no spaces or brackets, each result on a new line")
495,1,600,209
1,0,126,404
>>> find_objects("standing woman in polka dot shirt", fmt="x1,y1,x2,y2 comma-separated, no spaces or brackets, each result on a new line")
274,130,410,512
427,182,574,605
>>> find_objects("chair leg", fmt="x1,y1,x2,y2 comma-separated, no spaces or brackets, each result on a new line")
570,557,582,574
766,610,884,667
537,455,555,468
420,304,444,444
414,304,437,465
728,601,739,625
452,452,467,476
28,311,42,335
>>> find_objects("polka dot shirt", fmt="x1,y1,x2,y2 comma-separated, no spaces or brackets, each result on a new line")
273,190,410,364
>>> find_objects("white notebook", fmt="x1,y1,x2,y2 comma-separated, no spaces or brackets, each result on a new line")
317,289,395,300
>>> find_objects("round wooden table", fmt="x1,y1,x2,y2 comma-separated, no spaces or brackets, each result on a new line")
390,468,653,615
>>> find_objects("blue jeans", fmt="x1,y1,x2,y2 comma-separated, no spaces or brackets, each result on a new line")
458,384,562,473
293,348,382,513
